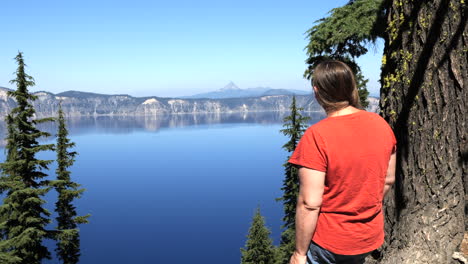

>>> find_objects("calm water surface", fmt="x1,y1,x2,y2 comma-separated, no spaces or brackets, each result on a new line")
0,112,323,264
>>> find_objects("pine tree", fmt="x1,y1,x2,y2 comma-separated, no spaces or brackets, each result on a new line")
0,52,55,264
53,103,89,264
275,96,310,264
0,115,21,264
241,207,275,264
304,0,386,108
278,97,310,229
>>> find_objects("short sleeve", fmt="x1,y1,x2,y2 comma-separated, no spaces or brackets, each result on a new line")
376,113,397,153
288,127,327,172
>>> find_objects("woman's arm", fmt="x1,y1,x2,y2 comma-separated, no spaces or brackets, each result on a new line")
383,152,396,197
290,167,325,264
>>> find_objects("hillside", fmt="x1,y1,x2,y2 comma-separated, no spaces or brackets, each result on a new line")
0,87,326,120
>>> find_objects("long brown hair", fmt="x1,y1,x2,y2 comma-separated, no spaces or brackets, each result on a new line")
312,60,361,113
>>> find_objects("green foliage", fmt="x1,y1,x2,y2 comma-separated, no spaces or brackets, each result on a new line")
304,0,384,108
274,228,296,264
241,207,275,264
304,0,384,64
0,52,55,264
280,97,310,154
278,97,309,229
52,104,89,264
357,70,370,108
275,97,310,263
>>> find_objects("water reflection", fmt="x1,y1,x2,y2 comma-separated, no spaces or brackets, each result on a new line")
0,111,325,147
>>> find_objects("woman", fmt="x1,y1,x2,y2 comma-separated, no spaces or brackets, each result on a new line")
288,60,396,264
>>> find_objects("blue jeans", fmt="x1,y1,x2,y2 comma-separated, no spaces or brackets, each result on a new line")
307,241,371,264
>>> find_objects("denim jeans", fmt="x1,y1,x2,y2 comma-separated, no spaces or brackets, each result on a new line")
307,241,371,264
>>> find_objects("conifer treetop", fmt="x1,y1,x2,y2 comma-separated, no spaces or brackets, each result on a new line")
280,96,310,153
241,207,275,264
8,52,37,104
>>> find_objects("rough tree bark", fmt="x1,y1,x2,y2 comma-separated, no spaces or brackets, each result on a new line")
378,0,467,263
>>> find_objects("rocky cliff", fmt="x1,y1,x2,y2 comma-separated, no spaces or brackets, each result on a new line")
0,88,325,120
0,87,379,120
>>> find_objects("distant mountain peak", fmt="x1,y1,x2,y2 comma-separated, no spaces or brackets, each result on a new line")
181,83,311,99
220,81,241,91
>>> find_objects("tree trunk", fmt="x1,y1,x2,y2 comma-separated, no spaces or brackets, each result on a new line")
378,0,467,263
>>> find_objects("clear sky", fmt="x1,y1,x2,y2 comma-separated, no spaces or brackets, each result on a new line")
0,0,384,97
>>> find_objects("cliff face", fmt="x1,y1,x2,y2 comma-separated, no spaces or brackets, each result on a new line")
0,88,324,120
0,88,15,117
0,87,380,147
0,87,379,120
367,96,380,113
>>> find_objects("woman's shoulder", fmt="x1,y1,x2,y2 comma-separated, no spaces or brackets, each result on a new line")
361,110,383,119
361,111,392,126
309,110,392,132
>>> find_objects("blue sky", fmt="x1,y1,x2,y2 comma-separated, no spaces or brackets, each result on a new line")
0,0,384,97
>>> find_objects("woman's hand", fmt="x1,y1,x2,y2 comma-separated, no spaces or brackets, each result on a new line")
289,251,307,264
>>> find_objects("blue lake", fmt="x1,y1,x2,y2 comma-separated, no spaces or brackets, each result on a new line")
0,112,324,264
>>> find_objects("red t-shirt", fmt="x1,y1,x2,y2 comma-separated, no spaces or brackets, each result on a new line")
289,110,396,255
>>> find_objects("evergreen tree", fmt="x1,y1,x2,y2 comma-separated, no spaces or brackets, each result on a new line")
0,52,55,264
278,97,310,229
0,115,20,263
241,207,275,264
274,228,295,264
304,0,386,108
275,96,310,264
53,103,89,264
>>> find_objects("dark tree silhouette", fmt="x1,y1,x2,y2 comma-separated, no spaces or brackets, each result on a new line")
275,96,310,264
53,104,89,264
0,52,54,264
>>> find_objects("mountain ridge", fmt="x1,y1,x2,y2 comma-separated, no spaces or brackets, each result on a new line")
0,86,379,120
0,86,325,120
182,82,311,99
